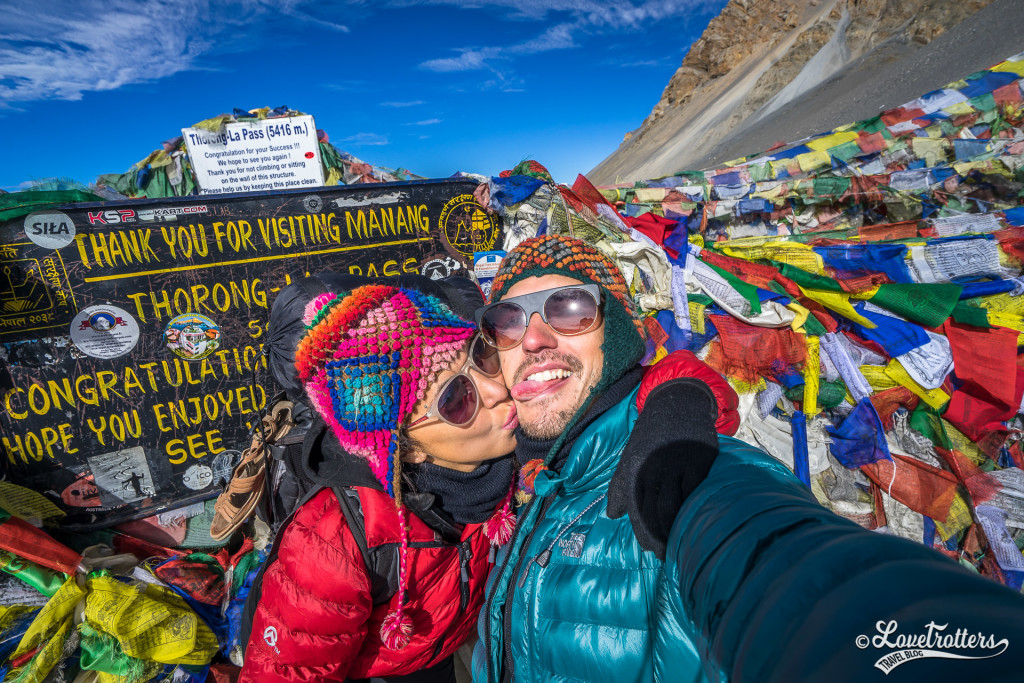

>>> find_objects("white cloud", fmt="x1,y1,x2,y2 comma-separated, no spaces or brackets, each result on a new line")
338,132,389,146
0,0,346,105
404,118,441,126
415,1,702,73
0,0,707,104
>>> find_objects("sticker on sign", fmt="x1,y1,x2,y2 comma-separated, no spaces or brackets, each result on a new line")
182,115,325,194
23,210,76,249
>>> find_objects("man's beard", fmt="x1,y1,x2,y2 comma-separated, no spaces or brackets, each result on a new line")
513,351,594,440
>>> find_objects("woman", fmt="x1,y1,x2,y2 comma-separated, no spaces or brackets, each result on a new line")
240,283,518,682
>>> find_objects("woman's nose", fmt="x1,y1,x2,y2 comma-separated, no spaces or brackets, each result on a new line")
475,370,510,407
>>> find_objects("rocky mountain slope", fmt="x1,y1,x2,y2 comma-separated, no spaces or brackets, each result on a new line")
590,0,1024,184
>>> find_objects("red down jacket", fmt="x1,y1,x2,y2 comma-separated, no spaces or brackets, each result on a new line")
240,487,493,681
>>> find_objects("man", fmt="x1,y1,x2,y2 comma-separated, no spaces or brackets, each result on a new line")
470,234,735,682
472,235,1024,683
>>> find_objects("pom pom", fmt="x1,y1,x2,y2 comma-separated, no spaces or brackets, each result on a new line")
380,609,413,650
303,292,337,326
518,459,547,497
483,503,516,546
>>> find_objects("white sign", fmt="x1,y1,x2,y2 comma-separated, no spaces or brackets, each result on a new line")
182,115,325,194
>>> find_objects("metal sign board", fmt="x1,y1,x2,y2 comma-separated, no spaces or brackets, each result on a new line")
0,180,501,529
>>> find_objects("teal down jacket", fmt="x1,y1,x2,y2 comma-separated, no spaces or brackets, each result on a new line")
661,434,1024,682
472,386,706,683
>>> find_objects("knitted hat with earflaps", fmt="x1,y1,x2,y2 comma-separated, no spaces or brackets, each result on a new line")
489,235,647,464
295,284,515,650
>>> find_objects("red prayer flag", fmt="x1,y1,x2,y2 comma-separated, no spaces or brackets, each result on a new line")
861,453,958,521
943,320,1019,409
0,516,81,575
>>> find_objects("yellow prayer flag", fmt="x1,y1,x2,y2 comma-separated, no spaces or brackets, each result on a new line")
991,58,1024,76
634,188,667,203
806,131,860,151
797,150,831,173
942,101,976,117
860,365,896,391
974,293,1024,317
850,286,881,300
799,287,877,328
884,359,950,409
803,336,821,417
689,301,706,334
730,376,767,394
934,493,973,541
762,242,825,273
785,301,810,333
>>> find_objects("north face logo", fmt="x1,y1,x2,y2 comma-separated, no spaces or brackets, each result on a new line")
558,532,586,559
264,626,279,652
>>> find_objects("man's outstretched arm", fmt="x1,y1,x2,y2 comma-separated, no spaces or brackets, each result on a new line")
661,439,1024,683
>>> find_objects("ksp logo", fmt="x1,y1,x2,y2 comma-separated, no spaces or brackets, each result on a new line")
263,626,280,653
87,209,137,225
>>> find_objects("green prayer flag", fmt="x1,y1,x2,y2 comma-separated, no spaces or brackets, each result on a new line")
0,550,65,597
704,261,762,315
802,313,828,336
868,283,963,328
950,302,991,328
0,190,104,222
812,177,851,197
773,262,845,292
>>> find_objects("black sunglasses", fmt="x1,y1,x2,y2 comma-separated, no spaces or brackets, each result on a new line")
408,334,501,427
474,284,602,350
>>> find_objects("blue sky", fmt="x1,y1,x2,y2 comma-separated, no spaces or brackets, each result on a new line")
0,0,729,191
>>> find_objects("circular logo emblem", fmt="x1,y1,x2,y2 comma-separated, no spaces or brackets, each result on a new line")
439,194,498,259
182,464,214,491
70,305,140,359
24,210,76,249
263,626,278,648
302,195,324,213
164,313,221,361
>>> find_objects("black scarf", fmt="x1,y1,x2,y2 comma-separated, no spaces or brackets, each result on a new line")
406,455,515,525
514,367,643,472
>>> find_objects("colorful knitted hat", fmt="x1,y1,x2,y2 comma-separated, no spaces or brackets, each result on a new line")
489,235,647,462
294,284,515,650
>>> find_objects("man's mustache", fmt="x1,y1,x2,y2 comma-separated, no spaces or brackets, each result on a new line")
510,351,584,386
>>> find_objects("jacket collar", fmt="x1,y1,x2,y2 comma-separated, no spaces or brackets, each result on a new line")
534,383,640,497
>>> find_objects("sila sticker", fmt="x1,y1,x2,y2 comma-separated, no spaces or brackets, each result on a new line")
24,211,76,249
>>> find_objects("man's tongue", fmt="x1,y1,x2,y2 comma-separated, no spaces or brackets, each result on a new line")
512,371,571,401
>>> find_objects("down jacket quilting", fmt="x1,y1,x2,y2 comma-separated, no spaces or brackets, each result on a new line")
241,486,494,681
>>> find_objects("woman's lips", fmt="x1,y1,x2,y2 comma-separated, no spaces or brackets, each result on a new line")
502,404,519,430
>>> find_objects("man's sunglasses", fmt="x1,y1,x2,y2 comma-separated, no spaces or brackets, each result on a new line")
408,334,502,427
474,284,602,350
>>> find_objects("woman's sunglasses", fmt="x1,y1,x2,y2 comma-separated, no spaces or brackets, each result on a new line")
408,334,502,427
474,284,602,350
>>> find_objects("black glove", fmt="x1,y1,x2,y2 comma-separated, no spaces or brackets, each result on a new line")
607,378,720,559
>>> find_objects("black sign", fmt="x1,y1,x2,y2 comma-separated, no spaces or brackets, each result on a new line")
0,180,501,529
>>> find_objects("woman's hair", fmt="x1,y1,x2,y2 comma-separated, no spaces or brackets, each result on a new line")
397,426,426,463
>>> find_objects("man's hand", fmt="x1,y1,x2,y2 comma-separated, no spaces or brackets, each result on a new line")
608,351,737,559
636,350,739,435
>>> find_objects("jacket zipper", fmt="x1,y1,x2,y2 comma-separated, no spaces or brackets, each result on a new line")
484,495,536,683
457,539,472,610
501,495,554,683
517,493,606,587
